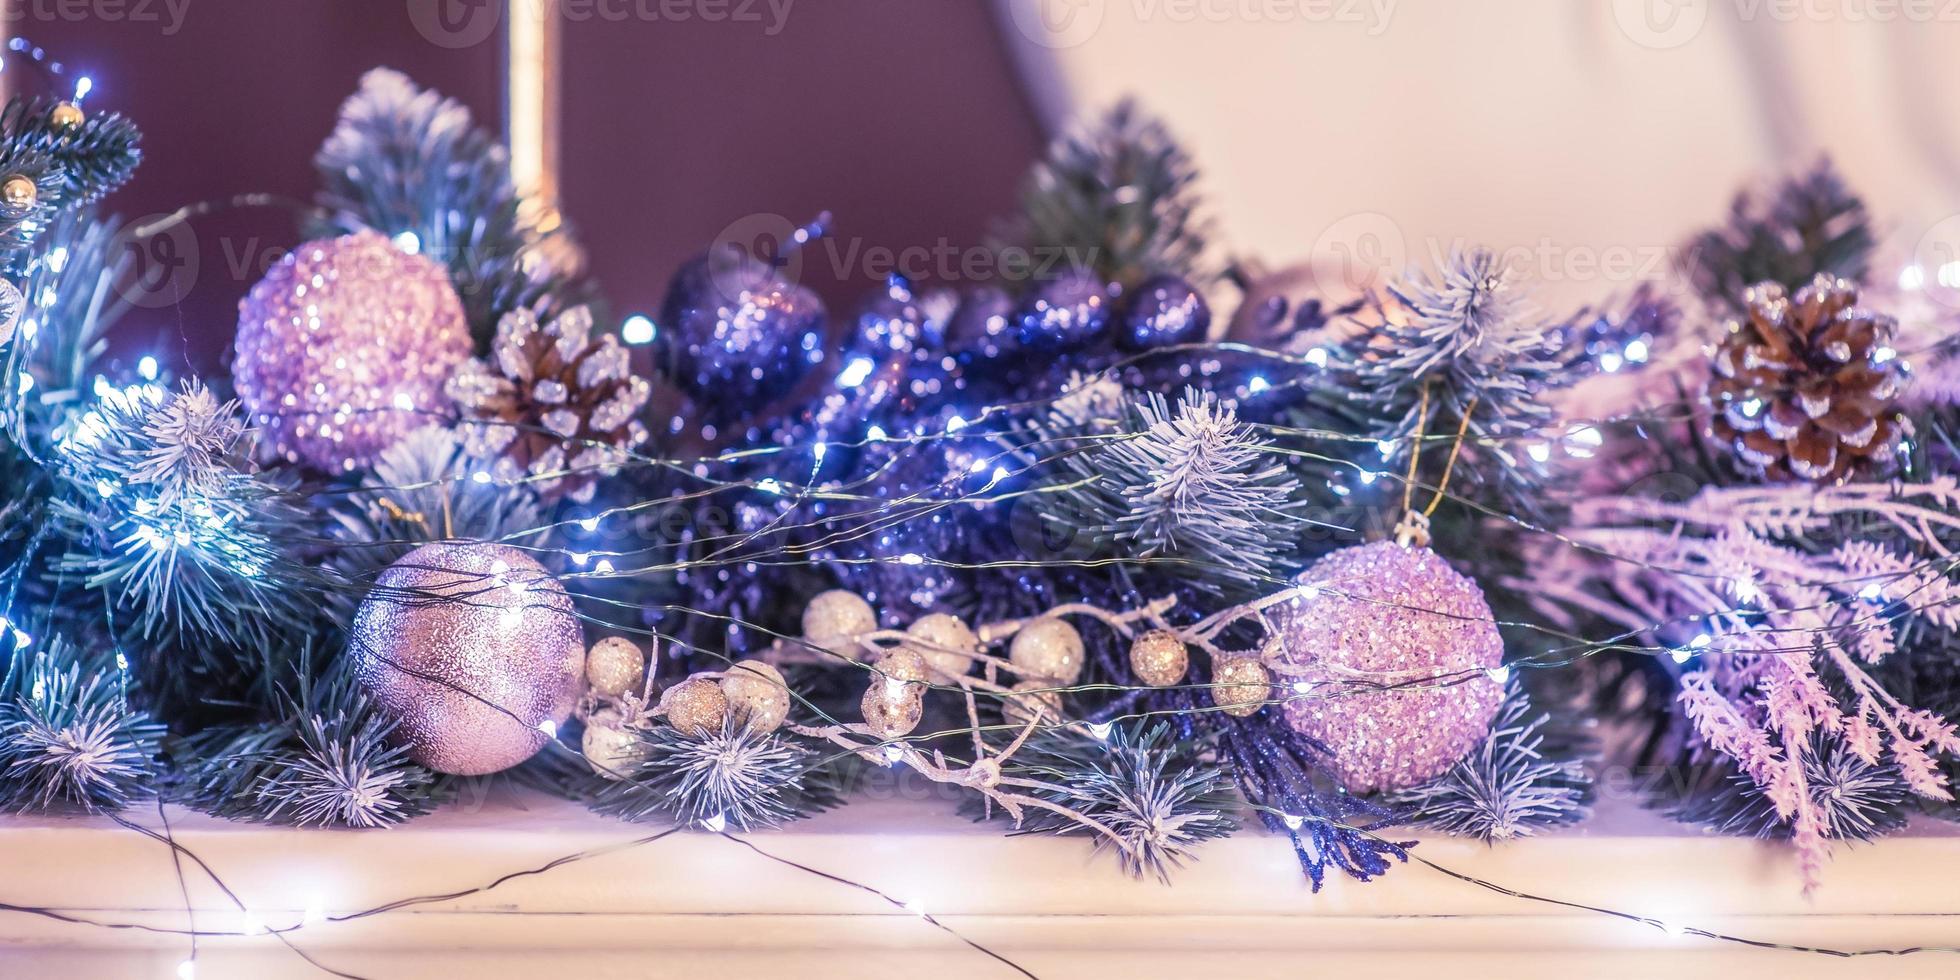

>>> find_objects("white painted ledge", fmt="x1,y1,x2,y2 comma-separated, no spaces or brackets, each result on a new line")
1,788,1957,979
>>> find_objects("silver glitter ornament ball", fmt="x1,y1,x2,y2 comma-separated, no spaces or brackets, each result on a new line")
720,660,791,733
350,542,584,776
234,231,471,472
902,612,979,681
584,636,646,698
1008,617,1085,683
801,589,877,658
1270,540,1505,793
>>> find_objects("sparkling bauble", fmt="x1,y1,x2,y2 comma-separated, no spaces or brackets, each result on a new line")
1128,629,1189,688
1118,274,1211,350
583,721,647,779
847,276,930,359
234,231,471,472
944,286,1018,359
49,101,85,130
1001,680,1063,728
802,589,877,658
657,247,825,427
861,684,924,739
584,636,646,698
1,174,37,208
349,542,584,775
902,613,979,681
877,648,931,684
1009,617,1085,683
661,677,729,736
1268,540,1505,793
1016,269,1115,349
720,660,791,733
1210,657,1271,718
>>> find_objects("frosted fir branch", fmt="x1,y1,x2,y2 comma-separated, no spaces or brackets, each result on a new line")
252,711,435,829
1669,736,1912,843
1047,370,1128,430
48,380,310,651
1386,688,1593,841
971,723,1237,884
586,720,837,831
1684,158,1874,314
996,99,1214,288
1335,247,1587,508
1109,388,1303,554
0,637,162,813
172,664,445,829
0,96,142,207
1031,387,1315,596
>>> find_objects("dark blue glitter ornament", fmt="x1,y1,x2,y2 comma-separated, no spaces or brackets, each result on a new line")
656,225,828,429
1118,274,1211,350
1015,268,1116,350
847,275,931,360
943,286,1017,360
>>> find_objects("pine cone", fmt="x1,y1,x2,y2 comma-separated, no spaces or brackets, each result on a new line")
1705,275,1906,483
448,306,651,502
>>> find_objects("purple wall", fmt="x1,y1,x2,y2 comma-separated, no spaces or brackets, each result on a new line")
20,1,1042,377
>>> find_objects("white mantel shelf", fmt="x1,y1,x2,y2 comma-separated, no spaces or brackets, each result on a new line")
1,787,1957,979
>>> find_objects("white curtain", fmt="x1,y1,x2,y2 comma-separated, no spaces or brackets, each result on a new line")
995,0,1960,307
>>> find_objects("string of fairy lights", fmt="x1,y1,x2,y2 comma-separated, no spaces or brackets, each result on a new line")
14,354,1958,976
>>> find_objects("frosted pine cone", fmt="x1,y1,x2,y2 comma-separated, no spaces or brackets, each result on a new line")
447,306,651,502
1705,275,1907,483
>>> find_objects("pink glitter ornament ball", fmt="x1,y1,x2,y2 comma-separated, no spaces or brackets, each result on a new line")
234,231,471,472
1268,540,1504,793
349,542,584,776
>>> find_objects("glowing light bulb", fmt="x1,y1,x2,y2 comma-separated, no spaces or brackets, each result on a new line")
536,719,558,738
621,315,656,345
837,356,876,388
138,356,159,381
700,812,727,832
578,516,601,532
1086,721,1112,740
1486,666,1511,684
176,959,196,980
1281,813,1304,831
898,553,924,566
1247,376,1270,393
393,230,421,254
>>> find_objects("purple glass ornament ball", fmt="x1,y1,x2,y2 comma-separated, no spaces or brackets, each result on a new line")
657,247,826,426
1268,540,1504,793
1015,269,1115,349
233,231,471,472
349,542,585,776
1118,274,1211,350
